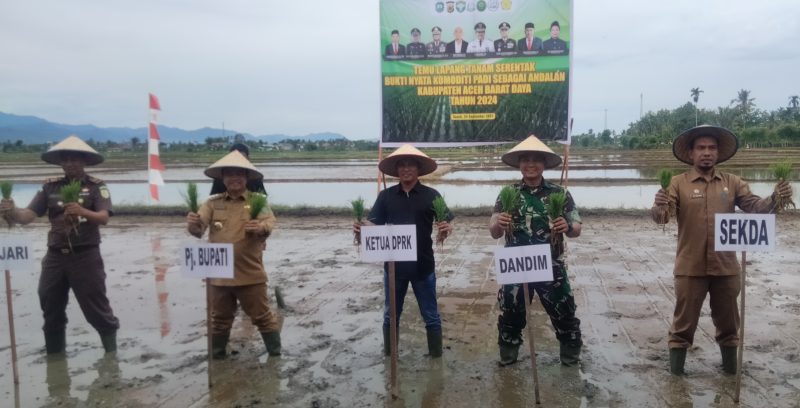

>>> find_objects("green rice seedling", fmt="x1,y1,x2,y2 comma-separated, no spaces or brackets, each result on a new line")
771,161,796,211
59,180,83,250
247,193,268,219
181,182,199,213
350,197,365,247
657,169,674,228
499,186,520,214
432,196,449,250
546,191,568,246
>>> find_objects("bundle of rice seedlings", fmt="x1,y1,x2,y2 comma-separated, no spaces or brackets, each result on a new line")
432,196,449,250
181,182,199,213
1,181,13,228
247,193,268,219
59,180,83,250
771,161,796,212
546,191,568,246
350,197,365,247
657,169,673,228
498,186,521,244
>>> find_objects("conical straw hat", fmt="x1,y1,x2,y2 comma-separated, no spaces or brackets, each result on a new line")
378,144,438,177
204,150,263,180
41,135,104,166
501,135,562,169
672,125,739,165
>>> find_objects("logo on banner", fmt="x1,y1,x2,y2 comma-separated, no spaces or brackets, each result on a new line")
488,0,499,11
476,0,486,11
467,1,475,11
501,0,512,10
435,1,444,12
714,213,776,252
456,0,466,12
446,0,454,13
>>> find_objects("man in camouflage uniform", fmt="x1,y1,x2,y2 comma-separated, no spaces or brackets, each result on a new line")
489,136,583,366
0,135,119,354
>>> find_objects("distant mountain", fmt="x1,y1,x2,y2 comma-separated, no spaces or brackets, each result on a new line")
0,112,351,144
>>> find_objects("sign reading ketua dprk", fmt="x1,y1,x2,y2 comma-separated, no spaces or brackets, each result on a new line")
180,243,234,278
0,234,36,271
360,225,417,262
494,244,553,285
715,213,776,252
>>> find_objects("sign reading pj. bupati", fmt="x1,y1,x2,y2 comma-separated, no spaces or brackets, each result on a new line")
380,0,572,145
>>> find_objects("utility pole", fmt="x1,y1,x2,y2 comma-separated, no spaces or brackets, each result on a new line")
640,93,643,119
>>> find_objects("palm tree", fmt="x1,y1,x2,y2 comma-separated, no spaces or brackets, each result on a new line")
690,87,703,125
790,95,799,111
731,89,755,128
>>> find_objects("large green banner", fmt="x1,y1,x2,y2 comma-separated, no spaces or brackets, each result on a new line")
380,0,572,145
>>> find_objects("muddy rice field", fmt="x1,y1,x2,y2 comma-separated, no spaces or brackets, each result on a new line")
1,214,799,407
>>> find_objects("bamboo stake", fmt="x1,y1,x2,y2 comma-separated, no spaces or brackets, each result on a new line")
560,144,571,188
206,279,213,388
5,270,19,385
388,261,399,399
734,251,746,403
523,283,541,404
377,145,384,194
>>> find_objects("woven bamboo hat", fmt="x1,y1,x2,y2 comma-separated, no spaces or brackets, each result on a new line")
204,150,263,180
501,135,562,169
672,125,739,165
41,135,104,166
379,144,438,177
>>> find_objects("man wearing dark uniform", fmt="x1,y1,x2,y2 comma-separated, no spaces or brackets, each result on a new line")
0,135,119,355
406,28,426,58
542,21,569,54
518,22,543,55
426,26,447,56
494,22,517,55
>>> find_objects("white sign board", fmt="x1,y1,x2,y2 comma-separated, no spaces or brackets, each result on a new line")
180,242,234,278
494,244,553,285
0,234,36,271
715,213,776,252
360,225,417,263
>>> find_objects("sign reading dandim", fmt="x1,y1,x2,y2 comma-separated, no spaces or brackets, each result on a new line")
494,244,553,284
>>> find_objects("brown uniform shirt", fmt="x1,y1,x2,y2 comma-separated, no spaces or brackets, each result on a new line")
652,168,776,277
197,192,276,286
27,175,113,249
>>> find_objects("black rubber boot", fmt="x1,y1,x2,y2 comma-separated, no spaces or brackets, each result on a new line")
499,343,519,366
261,331,282,356
426,328,443,358
100,331,117,353
721,345,737,375
669,348,687,375
45,331,66,355
211,334,229,359
560,342,582,367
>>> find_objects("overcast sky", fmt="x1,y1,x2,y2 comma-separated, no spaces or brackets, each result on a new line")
1,0,798,139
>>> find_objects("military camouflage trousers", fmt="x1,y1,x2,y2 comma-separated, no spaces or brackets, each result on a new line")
497,265,582,348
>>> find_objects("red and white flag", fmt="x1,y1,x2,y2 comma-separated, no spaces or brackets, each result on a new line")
148,93,165,201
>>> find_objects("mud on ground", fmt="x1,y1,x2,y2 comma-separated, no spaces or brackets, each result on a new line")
1,215,799,407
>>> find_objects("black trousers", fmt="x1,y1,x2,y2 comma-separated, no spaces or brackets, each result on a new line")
39,246,119,335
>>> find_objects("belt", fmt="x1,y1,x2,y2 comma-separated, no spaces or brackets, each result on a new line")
50,245,98,255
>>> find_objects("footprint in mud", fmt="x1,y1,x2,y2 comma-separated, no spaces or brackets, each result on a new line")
305,333,333,353
321,343,355,375
599,311,623,319
298,319,323,329
314,258,340,269
333,248,347,256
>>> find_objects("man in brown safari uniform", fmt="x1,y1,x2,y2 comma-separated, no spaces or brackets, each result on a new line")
186,150,281,358
0,135,119,354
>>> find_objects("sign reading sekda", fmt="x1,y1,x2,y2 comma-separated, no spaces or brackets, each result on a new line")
714,213,776,252
380,0,573,145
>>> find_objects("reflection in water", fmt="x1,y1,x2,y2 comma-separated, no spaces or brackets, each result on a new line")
151,236,172,338
44,354,121,407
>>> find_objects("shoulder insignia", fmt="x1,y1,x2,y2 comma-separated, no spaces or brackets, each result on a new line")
43,177,63,184
86,175,105,184
208,193,226,201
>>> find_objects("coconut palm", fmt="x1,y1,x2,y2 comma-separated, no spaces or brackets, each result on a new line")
790,95,800,111
731,89,755,128
690,87,703,125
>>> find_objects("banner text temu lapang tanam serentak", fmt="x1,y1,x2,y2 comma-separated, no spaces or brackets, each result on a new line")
380,0,572,145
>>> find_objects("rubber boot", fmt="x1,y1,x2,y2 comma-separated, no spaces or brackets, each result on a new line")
262,331,282,356
560,342,581,367
721,345,737,375
100,331,117,353
45,331,66,355
426,328,443,358
499,343,519,366
211,334,229,359
669,348,687,375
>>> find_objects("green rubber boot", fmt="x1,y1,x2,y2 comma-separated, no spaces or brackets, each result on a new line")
499,343,520,366
426,329,443,358
211,334,229,359
100,331,117,353
560,342,582,367
45,331,66,355
721,345,737,375
262,331,282,356
669,348,687,375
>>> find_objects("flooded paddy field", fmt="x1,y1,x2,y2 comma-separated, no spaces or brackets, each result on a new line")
1,215,799,407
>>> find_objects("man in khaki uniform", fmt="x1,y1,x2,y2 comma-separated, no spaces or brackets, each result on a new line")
652,125,793,375
186,150,281,358
0,135,119,354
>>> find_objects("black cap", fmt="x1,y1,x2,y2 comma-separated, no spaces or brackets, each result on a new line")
499,22,510,30
411,28,421,35
391,29,399,35
474,22,486,31
525,22,535,29
431,26,442,33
